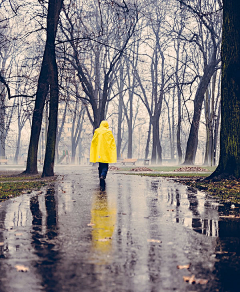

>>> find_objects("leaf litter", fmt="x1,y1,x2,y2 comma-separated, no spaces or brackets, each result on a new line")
15,265,29,272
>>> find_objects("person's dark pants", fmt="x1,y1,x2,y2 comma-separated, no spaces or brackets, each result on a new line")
98,163,108,179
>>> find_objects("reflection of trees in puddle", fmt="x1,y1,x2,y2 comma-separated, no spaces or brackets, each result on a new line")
147,181,161,284
30,187,61,291
186,187,219,237
0,205,7,291
0,206,7,259
165,184,220,237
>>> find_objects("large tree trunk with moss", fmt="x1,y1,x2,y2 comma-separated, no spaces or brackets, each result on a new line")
208,0,240,179
24,0,62,175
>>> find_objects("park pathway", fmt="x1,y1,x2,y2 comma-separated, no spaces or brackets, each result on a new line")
0,165,239,292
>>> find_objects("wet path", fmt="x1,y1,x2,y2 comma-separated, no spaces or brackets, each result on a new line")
0,166,240,291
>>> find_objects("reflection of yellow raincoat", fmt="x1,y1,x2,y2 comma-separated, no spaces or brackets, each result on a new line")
91,192,116,256
90,121,117,163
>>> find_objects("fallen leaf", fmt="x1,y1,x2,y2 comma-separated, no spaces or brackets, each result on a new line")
0,242,4,246
15,265,29,272
97,237,112,242
220,215,240,218
35,191,43,195
195,279,208,284
147,239,162,243
177,264,190,269
183,275,196,284
87,223,95,226
215,251,228,254
183,275,208,285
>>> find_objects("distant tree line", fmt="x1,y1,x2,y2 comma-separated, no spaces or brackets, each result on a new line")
1,0,239,179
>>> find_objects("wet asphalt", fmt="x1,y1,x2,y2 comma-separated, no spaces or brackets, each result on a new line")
0,165,240,292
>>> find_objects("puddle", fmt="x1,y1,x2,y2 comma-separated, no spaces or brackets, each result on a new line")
0,167,239,291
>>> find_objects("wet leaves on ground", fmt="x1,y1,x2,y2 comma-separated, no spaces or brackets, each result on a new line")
174,166,209,172
147,239,162,243
177,264,190,269
15,265,29,272
182,179,240,204
97,237,112,242
183,275,208,285
131,167,153,172
219,215,240,218
87,223,95,226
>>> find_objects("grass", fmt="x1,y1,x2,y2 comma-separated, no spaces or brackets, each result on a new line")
117,165,216,173
182,179,240,204
0,173,55,201
0,174,42,182
0,181,47,201
127,172,210,177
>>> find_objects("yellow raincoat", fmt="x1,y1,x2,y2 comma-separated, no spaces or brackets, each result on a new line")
90,120,117,163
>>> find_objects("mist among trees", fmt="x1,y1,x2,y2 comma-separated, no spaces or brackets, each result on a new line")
1,0,239,178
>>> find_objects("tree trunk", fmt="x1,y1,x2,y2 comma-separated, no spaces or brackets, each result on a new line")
127,98,133,159
151,114,162,164
117,67,124,160
25,0,62,174
208,0,240,179
145,121,151,160
0,89,6,158
213,103,221,166
14,128,21,164
204,90,211,165
183,60,217,165
42,0,63,177
177,91,182,163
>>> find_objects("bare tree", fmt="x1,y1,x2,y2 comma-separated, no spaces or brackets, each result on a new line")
58,0,139,131
24,0,63,175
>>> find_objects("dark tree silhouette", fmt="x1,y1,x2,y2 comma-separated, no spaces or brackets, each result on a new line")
208,0,240,179
24,0,63,175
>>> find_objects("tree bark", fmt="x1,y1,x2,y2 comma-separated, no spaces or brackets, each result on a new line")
42,0,63,177
208,0,240,179
25,0,63,175
145,122,151,160
117,67,124,159
183,60,218,165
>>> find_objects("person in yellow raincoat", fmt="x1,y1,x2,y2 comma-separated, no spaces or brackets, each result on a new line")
90,120,117,189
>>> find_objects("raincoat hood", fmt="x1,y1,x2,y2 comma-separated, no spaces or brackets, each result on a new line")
90,120,117,163
99,120,109,129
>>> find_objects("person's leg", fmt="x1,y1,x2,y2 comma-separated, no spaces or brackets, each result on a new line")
98,163,102,178
100,163,108,179
99,162,107,190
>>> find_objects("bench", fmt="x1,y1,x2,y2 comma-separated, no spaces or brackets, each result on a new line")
0,159,7,165
122,158,137,165
144,159,150,165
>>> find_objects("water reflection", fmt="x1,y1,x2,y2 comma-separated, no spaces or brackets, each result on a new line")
0,169,240,292
0,205,7,291
91,190,116,264
30,187,60,291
